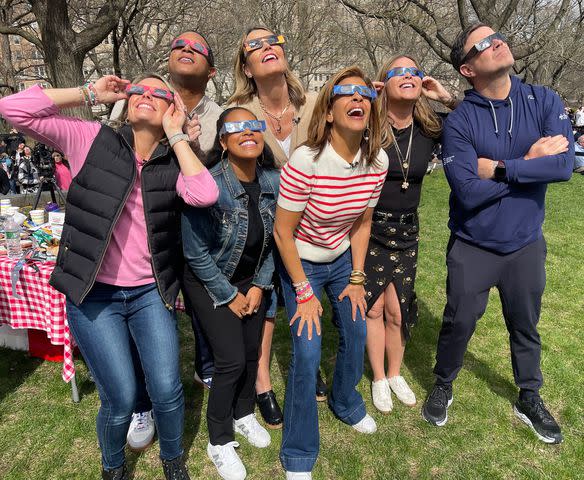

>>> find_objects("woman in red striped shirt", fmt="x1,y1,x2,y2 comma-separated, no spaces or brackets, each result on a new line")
274,66,388,479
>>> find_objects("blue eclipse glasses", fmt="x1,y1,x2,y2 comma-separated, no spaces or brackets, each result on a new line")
385,67,425,81
331,84,377,100
219,120,267,136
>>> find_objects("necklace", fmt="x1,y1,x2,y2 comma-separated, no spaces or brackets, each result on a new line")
259,97,291,134
389,122,414,190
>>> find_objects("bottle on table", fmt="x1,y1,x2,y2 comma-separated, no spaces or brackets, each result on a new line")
4,214,22,259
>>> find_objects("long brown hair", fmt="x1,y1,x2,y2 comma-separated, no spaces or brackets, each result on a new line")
305,65,382,166
228,26,306,109
377,55,442,147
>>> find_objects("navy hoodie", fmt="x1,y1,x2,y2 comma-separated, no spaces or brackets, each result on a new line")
442,75,574,253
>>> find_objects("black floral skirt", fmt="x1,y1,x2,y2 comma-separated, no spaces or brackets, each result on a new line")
364,210,420,341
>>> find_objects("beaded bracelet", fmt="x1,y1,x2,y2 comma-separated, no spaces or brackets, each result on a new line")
84,82,99,106
292,279,309,290
297,293,315,304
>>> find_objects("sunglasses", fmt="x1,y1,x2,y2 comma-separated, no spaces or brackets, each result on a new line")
219,120,267,136
125,84,174,102
171,38,209,58
331,84,377,100
244,34,286,53
385,67,425,81
461,32,507,65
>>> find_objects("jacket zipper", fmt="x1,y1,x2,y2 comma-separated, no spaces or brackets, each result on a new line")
79,134,137,304
252,191,269,282
140,155,174,311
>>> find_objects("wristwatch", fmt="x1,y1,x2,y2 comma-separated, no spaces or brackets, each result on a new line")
494,160,506,182
168,132,189,148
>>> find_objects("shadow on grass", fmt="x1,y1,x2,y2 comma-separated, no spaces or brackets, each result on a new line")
0,347,42,406
363,299,517,403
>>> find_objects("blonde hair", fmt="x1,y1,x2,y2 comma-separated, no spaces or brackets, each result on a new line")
115,72,174,131
377,55,442,147
228,26,306,109
305,65,382,166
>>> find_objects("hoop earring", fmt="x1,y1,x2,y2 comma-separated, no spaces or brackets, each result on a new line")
257,152,264,167
221,149,227,163
363,127,371,142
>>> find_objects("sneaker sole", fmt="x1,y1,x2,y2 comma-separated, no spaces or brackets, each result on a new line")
422,397,453,427
126,436,154,452
513,406,562,444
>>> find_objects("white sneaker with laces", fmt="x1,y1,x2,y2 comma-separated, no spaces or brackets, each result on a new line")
371,378,393,413
286,472,312,479
207,441,246,480
352,413,377,434
388,375,417,407
234,413,271,448
126,410,155,451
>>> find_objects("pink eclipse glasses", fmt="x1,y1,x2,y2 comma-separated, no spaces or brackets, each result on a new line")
125,84,174,102
171,38,210,58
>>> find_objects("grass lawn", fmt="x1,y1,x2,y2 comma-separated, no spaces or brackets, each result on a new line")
1,171,583,479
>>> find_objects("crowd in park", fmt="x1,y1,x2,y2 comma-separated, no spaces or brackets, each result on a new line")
0,20,575,480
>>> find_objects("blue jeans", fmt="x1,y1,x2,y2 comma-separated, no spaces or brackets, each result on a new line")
278,250,367,473
67,282,184,469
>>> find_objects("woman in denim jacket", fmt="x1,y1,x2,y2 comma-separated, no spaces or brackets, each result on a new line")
182,107,279,480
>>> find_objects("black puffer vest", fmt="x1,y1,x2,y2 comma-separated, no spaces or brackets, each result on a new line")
49,124,183,307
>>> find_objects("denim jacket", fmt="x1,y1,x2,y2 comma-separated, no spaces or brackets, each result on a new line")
182,158,280,307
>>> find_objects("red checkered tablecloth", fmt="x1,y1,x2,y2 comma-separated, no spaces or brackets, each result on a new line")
0,257,75,382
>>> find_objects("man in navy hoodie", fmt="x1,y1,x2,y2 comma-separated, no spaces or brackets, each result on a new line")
421,23,572,444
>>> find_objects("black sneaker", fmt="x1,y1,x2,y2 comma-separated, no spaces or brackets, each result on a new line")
316,369,328,402
422,383,453,426
161,455,191,480
514,397,563,444
101,464,128,480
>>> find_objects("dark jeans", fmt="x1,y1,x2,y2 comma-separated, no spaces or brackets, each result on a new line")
278,249,367,473
133,266,215,414
434,236,546,395
190,276,267,445
67,282,184,469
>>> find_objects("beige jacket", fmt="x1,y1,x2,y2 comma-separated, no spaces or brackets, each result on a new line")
229,92,317,168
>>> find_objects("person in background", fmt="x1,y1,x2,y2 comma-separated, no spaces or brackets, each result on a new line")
422,23,571,445
16,145,40,193
229,25,321,428
275,66,388,479
364,55,457,414
183,107,280,480
0,73,218,479
52,151,72,190
572,134,584,173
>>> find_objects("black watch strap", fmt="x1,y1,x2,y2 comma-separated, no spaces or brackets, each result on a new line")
494,160,506,181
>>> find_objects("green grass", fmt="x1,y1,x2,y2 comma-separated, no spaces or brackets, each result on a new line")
1,171,583,479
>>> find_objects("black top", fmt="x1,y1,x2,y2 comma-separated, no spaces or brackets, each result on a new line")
376,122,438,214
231,178,265,283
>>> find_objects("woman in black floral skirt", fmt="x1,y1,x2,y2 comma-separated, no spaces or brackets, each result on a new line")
365,55,457,413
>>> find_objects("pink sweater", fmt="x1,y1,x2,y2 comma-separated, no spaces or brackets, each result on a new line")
0,85,219,286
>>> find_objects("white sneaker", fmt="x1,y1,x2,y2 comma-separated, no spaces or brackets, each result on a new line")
207,441,246,480
352,413,377,434
234,413,271,448
126,410,155,451
371,378,393,413
388,375,417,407
286,472,312,479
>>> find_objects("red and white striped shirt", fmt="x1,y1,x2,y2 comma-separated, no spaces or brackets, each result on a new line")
278,143,388,262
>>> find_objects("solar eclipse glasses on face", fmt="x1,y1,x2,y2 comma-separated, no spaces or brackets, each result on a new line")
125,84,174,102
385,67,425,81
219,120,267,136
461,32,507,64
171,38,210,58
244,34,286,53
331,84,377,100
